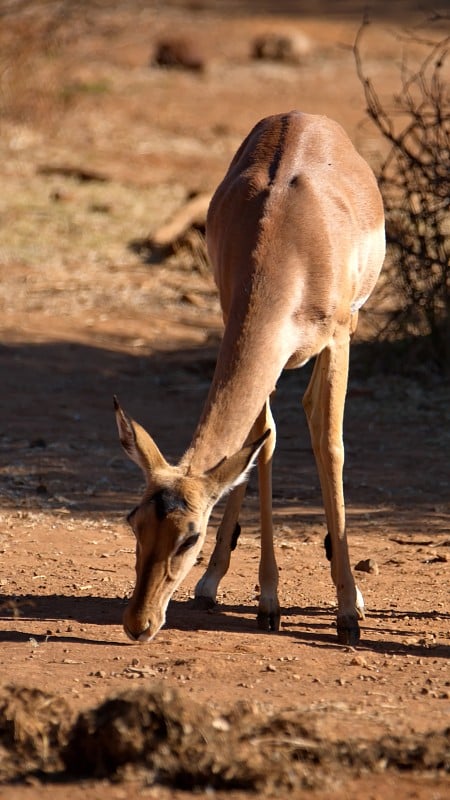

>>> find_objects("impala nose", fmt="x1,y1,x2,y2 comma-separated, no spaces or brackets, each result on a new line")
123,621,151,643
123,606,164,643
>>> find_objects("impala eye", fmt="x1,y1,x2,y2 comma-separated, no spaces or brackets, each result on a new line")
175,532,200,557
126,506,138,530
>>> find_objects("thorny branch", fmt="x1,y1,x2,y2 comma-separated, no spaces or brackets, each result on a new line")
354,19,450,370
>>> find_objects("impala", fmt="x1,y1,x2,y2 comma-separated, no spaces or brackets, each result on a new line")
115,110,385,645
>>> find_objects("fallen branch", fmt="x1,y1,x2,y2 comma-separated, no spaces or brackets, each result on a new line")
149,192,210,249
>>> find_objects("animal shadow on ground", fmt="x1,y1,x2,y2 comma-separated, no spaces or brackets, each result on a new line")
1,590,449,660
0,334,447,514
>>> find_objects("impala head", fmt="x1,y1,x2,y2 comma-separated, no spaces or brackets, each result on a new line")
114,397,268,643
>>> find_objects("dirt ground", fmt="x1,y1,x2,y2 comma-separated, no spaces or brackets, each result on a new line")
0,1,449,798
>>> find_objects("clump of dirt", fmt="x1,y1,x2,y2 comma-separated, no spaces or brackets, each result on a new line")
63,685,270,790
0,685,73,780
1,684,449,790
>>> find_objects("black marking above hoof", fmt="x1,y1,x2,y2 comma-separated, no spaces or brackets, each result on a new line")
230,522,241,551
324,531,332,561
191,595,216,611
336,616,361,646
257,610,281,632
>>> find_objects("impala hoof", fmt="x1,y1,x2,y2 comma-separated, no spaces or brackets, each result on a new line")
192,595,216,611
336,615,361,646
257,609,280,632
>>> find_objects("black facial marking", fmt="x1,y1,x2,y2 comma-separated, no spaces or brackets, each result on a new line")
152,488,188,521
324,532,332,562
231,522,241,551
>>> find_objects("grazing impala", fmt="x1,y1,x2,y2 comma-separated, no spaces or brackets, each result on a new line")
115,110,385,645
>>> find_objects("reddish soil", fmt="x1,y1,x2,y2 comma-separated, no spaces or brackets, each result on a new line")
0,2,449,798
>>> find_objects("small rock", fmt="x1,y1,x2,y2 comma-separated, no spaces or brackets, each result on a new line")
350,655,368,668
212,716,230,732
355,558,379,575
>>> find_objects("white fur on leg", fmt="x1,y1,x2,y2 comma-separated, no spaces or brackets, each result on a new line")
356,585,365,620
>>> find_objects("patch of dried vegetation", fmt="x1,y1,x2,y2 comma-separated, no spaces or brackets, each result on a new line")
0,685,73,779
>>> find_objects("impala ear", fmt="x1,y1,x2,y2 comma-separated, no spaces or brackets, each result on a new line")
205,430,270,500
113,396,168,480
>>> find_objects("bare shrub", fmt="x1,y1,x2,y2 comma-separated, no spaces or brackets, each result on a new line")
354,19,450,372
251,32,312,64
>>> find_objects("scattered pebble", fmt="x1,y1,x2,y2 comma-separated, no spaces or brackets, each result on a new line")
350,655,368,668
355,558,379,574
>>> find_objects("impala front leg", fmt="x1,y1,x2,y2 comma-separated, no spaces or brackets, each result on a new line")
303,336,362,645
253,399,280,631
194,481,247,608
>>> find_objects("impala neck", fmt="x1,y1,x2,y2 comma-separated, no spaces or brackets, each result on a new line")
183,307,286,474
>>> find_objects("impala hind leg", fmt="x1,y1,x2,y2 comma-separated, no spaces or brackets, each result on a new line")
194,481,247,608
303,336,362,645
253,399,280,631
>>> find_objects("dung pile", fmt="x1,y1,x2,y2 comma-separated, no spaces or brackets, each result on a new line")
0,683,449,790
59,686,450,790
63,685,287,790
